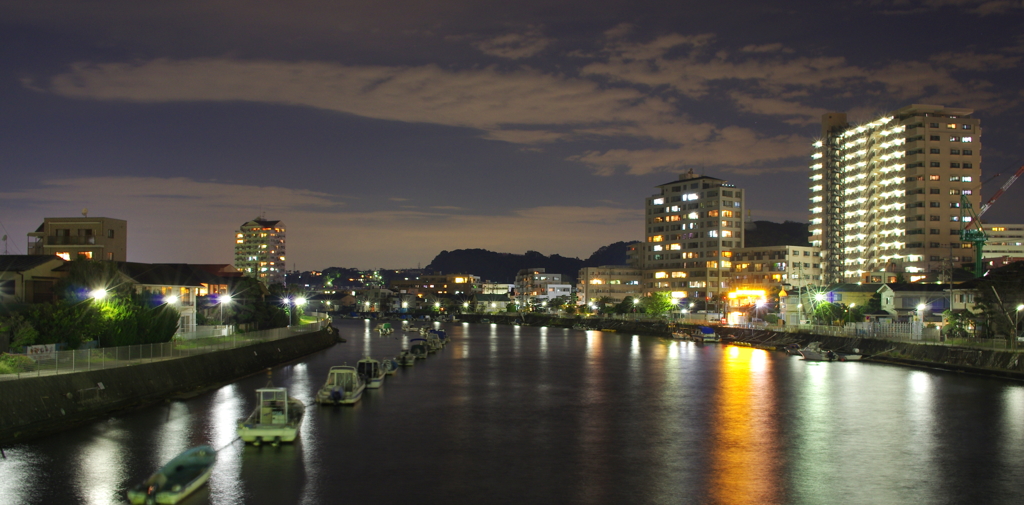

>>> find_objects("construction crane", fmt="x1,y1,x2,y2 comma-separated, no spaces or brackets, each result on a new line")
960,163,1024,277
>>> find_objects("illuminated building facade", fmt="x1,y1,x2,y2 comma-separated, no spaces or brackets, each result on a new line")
27,216,127,261
730,245,822,291
643,171,746,303
810,104,982,284
513,268,566,307
982,224,1024,261
576,266,642,307
234,218,286,286
389,273,482,296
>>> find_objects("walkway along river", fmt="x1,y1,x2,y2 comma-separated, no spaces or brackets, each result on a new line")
2,319,1023,505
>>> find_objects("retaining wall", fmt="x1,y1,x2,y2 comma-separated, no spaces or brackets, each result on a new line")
721,327,1024,380
0,329,337,446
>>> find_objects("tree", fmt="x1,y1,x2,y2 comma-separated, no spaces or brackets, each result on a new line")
640,292,675,317
942,309,971,339
971,263,1024,344
0,313,39,349
812,302,844,325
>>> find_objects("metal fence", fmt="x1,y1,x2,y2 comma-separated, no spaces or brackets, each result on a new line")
0,320,325,381
729,321,1017,350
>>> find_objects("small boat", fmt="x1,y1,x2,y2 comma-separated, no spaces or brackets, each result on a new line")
694,326,720,342
375,323,394,335
356,357,386,389
315,366,366,405
237,388,305,446
397,349,416,366
409,338,429,359
429,329,449,345
126,445,216,504
798,341,837,361
382,357,399,375
425,333,442,353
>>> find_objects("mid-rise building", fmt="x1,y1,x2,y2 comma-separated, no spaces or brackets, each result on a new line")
576,266,642,306
730,245,823,291
983,224,1024,259
643,170,746,303
513,268,566,307
234,217,286,286
810,104,982,284
390,274,482,296
27,216,127,261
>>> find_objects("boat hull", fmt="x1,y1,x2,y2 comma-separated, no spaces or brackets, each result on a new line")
127,446,216,505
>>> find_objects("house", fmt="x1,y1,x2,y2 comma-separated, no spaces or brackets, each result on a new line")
118,263,245,333
27,216,127,261
0,255,67,305
878,284,951,322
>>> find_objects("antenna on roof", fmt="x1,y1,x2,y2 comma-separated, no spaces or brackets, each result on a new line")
82,208,88,217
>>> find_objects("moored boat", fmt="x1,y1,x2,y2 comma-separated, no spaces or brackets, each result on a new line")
798,341,837,361
397,349,416,366
237,388,305,446
356,357,386,389
409,338,429,359
697,326,720,342
315,366,366,405
126,445,216,504
382,357,399,375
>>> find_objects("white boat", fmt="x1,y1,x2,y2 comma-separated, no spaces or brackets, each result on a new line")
126,445,216,504
425,333,442,353
375,323,394,335
409,338,429,359
356,357,385,389
382,357,399,375
798,342,837,361
397,349,416,366
237,387,305,446
315,366,366,405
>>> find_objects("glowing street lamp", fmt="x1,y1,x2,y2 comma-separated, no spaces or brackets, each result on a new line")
219,294,232,325
89,289,107,300
164,295,178,305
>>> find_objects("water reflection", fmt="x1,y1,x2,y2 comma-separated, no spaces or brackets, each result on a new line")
708,346,781,505
209,385,245,505
0,447,42,505
74,421,128,505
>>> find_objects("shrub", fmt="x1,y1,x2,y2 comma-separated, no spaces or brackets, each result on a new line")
0,353,35,374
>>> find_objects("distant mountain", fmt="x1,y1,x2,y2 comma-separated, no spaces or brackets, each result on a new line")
744,221,810,247
426,241,633,284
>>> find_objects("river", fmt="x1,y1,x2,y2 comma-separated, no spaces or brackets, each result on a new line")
2,319,1023,505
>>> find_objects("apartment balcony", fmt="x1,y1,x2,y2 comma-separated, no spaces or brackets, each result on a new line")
43,236,97,246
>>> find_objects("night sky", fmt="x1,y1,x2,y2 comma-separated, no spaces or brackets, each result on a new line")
2,0,1023,270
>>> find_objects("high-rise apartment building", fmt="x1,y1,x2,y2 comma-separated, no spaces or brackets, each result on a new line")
810,104,982,284
643,171,746,303
234,218,286,286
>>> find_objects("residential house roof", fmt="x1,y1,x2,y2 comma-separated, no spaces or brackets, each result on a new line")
0,255,65,272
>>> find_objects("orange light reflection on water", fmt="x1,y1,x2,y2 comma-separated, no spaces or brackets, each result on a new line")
708,345,782,505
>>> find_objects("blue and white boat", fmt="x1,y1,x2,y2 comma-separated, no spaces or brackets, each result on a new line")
126,445,216,504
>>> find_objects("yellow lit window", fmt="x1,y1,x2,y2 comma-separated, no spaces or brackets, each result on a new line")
722,230,733,237
654,272,668,279
56,252,71,261
708,210,719,217
666,215,681,222
722,210,734,218
590,279,604,284
722,251,733,257
671,272,687,278
721,261,732,268
669,244,682,250
649,235,664,242
706,261,718,268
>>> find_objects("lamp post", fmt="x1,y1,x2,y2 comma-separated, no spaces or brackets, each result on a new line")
219,294,232,325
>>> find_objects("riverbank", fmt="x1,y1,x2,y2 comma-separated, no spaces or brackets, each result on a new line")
0,328,337,446
456,314,1024,381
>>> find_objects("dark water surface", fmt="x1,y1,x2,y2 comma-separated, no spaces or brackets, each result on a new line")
3,320,1024,505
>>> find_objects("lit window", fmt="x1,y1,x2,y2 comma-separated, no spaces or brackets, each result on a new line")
56,252,71,261
671,272,686,278
654,272,668,279
962,176,972,182
929,175,940,181
946,123,956,129
961,136,972,142
652,198,664,205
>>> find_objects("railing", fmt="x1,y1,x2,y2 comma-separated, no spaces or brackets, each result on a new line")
727,322,1018,350
0,320,324,381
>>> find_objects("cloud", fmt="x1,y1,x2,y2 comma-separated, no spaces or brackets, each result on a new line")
38,57,805,175
472,27,553,59
0,176,641,269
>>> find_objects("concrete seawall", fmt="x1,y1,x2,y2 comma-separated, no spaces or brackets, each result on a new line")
0,329,337,446
720,327,1024,380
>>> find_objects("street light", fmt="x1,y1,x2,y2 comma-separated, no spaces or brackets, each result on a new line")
219,294,232,325
89,289,107,300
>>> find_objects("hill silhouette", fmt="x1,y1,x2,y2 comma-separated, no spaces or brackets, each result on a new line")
426,241,633,284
